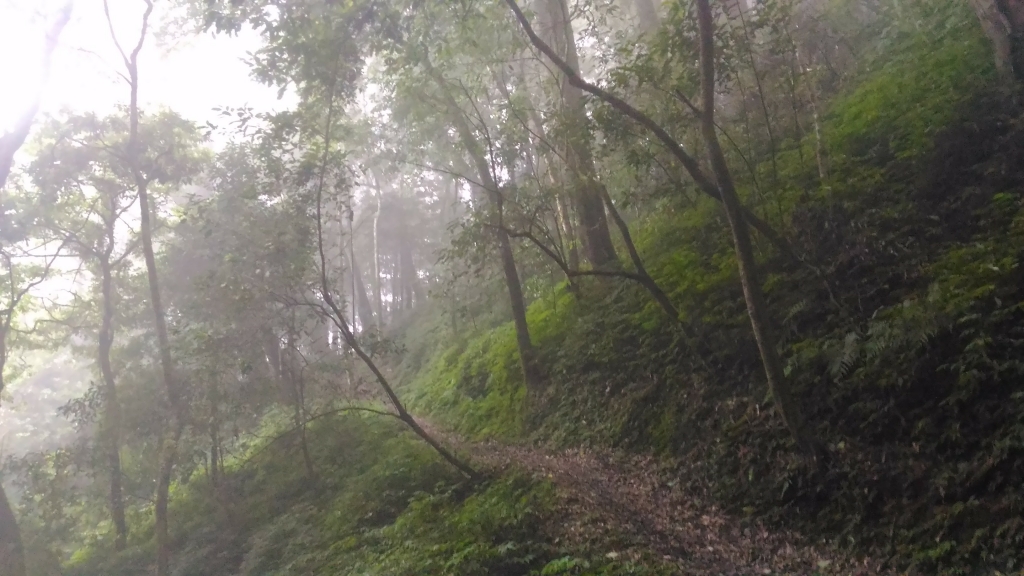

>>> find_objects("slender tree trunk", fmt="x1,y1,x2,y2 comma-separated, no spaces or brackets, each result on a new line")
263,330,282,380
210,424,220,488
425,61,544,395
733,5,780,185
390,253,400,321
208,378,221,488
971,0,1024,83
372,181,384,330
809,87,828,182
352,260,376,330
596,187,680,323
108,1,184,570
519,83,580,275
695,0,821,458
154,436,178,575
400,241,422,308
98,257,128,551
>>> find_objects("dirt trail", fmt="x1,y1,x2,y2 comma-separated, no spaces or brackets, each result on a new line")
419,421,886,576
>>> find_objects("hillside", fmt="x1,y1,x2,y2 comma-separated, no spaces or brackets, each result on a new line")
3,0,1024,575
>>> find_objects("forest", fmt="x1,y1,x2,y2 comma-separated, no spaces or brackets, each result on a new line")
1,0,1023,574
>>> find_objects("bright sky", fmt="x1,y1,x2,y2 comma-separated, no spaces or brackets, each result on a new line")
0,0,289,137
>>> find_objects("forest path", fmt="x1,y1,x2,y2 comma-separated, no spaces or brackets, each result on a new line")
418,419,885,576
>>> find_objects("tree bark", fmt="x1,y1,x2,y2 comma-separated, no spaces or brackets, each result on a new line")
285,325,315,482
694,0,821,458
970,0,1024,83
400,240,423,308
209,386,221,488
104,0,184,571
98,255,128,551
0,484,25,576
352,259,376,331
0,12,72,568
516,76,581,275
544,0,620,269
425,61,545,396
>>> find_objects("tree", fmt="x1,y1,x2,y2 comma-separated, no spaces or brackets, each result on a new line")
505,0,821,457
970,0,1024,83
537,0,621,269
102,2,206,571
28,112,147,551
693,0,821,459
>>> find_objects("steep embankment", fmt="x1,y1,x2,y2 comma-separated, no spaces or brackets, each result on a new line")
404,9,1024,574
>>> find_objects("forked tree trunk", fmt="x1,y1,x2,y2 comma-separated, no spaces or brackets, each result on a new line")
695,0,821,459
106,0,184,571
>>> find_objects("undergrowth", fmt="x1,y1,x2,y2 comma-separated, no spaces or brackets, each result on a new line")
58,414,667,576
406,5,1024,573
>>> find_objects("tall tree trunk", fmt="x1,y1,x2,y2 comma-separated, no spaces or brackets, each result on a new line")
400,240,422,308
285,325,315,482
519,84,581,275
555,195,580,271
98,257,128,551
106,1,184,571
695,0,821,459
971,0,1024,83
0,484,25,576
154,440,177,576
372,180,384,330
352,259,376,330
207,376,222,488
390,252,400,321
545,0,620,269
